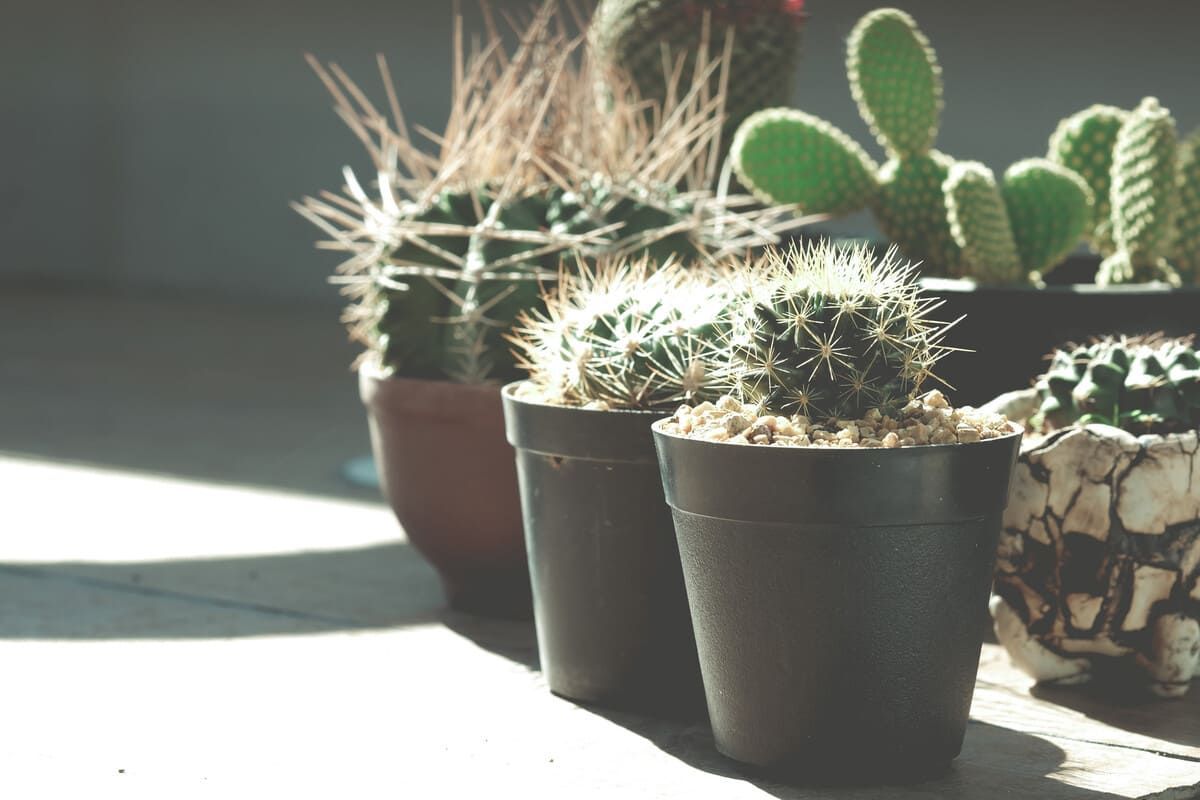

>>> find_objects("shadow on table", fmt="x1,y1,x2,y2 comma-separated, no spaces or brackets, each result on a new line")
585,710,1125,799
1031,679,1200,751
0,541,447,639
441,611,540,671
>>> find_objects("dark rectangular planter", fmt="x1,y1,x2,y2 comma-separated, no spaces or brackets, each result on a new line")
653,423,1022,781
503,384,705,717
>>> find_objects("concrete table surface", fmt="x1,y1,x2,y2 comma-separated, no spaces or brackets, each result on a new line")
2,455,1198,799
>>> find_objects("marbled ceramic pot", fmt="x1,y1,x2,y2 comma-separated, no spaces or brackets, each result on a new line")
990,408,1200,697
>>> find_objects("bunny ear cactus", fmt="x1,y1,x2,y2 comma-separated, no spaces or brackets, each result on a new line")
510,257,728,410
1047,105,1128,254
1000,159,1094,277
590,0,807,154
1098,98,1181,286
944,161,1022,283
715,242,955,419
1035,336,1200,434
297,3,800,385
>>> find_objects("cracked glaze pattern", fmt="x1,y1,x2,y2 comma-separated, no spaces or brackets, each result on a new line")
991,424,1200,697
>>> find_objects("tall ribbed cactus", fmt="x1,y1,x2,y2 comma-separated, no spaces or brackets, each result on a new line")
1171,131,1200,282
715,242,954,419
296,3,799,384
510,258,728,409
589,0,807,154
731,8,1092,284
1098,98,1181,286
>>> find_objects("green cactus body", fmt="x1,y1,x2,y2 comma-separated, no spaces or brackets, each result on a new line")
1047,105,1127,253
846,8,941,159
717,243,952,419
1100,97,1180,285
511,259,728,409
731,109,878,214
1035,336,1200,434
944,161,1022,284
873,151,962,276
1001,158,1093,277
1172,131,1200,281
590,0,806,152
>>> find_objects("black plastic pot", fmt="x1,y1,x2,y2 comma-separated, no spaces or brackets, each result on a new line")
653,424,1022,781
922,266,1200,405
503,385,704,717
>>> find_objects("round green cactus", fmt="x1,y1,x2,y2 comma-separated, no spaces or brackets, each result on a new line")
716,242,953,419
731,109,879,214
1001,158,1094,277
846,8,942,159
1172,131,1200,281
874,151,962,276
510,258,728,410
944,161,1022,284
590,0,807,154
1047,104,1127,254
1100,97,1180,285
1035,336,1200,434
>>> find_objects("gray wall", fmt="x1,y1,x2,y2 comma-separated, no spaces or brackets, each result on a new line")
4,0,1197,303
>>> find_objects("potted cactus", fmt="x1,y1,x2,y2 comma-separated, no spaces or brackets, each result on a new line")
652,243,1023,780
501,258,724,715
728,7,1200,404
295,3,798,615
987,336,1200,698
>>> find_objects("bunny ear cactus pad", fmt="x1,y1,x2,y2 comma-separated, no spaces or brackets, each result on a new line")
1099,97,1180,285
1172,131,1200,281
732,109,879,214
847,8,942,159
1047,104,1127,253
874,151,962,276
943,161,1022,284
1001,159,1093,277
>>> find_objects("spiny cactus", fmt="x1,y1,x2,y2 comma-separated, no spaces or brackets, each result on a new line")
589,0,807,155
1171,131,1200,281
296,3,799,384
1035,336,1200,434
510,258,727,409
1099,98,1181,286
716,242,956,419
1047,104,1128,253
732,7,1092,284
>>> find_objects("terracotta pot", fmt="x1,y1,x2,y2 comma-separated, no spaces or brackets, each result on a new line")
988,392,1200,697
359,366,530,618
654,421,1023,781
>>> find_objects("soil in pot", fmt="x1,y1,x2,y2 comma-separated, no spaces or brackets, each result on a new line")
503,384,705,717
360,366,530,619
654,395,1023,780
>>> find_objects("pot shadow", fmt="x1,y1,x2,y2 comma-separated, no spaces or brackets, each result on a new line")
440,609,540,671
0,541,448,639
583,708,1124,798
1030,677,1200,750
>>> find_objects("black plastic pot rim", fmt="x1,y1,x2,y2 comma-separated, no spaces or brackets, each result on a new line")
502,381,672,463
920,276,1198,296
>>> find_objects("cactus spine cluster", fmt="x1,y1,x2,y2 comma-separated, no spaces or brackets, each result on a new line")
589,0,807,154
296,3,798,384
510,258,727,410
1035,336,1200,434
717,242,955,419
731,8,1093,285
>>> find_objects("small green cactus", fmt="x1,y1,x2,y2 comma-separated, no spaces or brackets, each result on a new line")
1001,159,1094,277
589,0,807,154
1172,131,1200,281
509,258,727,409
1099,98,1181,286
730,7,1096,285
1047,104,1127,254
715,242,954,419
944,161,1021,283
1035,336,1200,434
297,4,798,384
